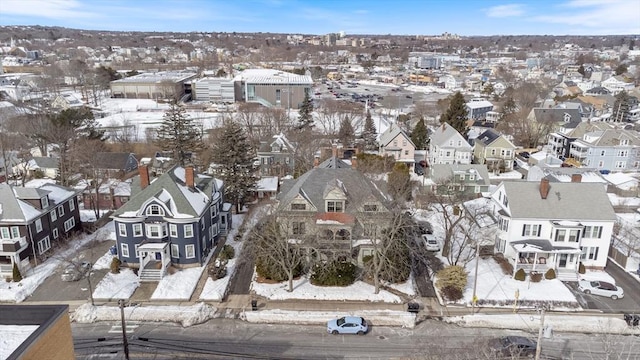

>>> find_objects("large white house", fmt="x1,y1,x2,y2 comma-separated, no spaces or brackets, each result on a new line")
428,122,472,165
490,178,616,280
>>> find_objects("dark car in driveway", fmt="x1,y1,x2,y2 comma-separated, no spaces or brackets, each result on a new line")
61,262,92,282
489,336,536,358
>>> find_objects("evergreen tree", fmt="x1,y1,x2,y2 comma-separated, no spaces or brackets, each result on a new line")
361,110,378,150
210,120,258,213
613,91,632,122
411,117,429,150
155,101,203,166
577,64,585,76
297,91,314,129
387,163,412,202
439,91,468,136
615,64,628,76
338,116,355,147
12,262,22,282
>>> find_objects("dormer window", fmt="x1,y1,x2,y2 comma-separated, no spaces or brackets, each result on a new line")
40,197,49,209
291,203,306,211
620,139,629,146
363,204,378,212
326,200,344,212
146,204,165,216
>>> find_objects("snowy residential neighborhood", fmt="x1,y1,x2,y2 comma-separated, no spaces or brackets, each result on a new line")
2,13,640,360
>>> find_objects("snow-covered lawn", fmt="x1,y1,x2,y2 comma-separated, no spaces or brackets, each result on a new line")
93,249,117,271
251,277,403,303
0,228,114,303
447,314,640,335
151,266,204,301
199,238,244,301
462,258,579,309
92,269,139,301
72,303,216,327
387,273,416,296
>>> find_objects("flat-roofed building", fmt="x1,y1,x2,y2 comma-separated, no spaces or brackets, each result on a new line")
234,69,313,109
192,77,235,103
110,71,197,100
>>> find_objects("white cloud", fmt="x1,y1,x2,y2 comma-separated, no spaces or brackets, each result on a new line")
1,0,96,19
485,4,526,18
534,0,640,34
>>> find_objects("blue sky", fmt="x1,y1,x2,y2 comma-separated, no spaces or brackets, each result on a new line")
0,0,638,36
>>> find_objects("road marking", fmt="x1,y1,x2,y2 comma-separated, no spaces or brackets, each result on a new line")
108,323,139,334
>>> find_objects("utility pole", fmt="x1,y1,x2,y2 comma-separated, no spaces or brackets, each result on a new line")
471,241,480,315
535,304,547,360
118,299,130,360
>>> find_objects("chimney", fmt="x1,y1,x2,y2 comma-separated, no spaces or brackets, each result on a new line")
185,166,195,189
351,156,357,169
332,143,338,158
313,156,320,168
540,178,550,199
571,173,582,183
139,164,150,190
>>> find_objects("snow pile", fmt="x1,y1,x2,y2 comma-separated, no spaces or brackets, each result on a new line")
0,325,38,359
387,273,416,296
0,231,112,302
245,309,415,328
446,314,640,335
93,249,116,270
252,277,403,303
199,240,244,301
92,269,139,300
151,266,203,301
579,270,616,284
72,303,216,327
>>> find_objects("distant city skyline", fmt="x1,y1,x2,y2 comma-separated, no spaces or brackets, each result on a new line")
1,0,639,36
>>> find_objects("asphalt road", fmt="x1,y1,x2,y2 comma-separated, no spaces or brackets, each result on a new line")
72,318,640,360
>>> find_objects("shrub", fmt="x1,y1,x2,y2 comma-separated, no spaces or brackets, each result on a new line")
12,263,22,282
110,257,121,274
219,245,235,260
493,254,513,275
578,262,586,274
441,285,464,301
310,261,357,287
530,272,543,283
435,265,468,293
514,268,526,281
544,268,556,280
255,256,303,282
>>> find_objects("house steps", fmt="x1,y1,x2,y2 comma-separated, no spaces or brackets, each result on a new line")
556,271,579,282
139,269,163,282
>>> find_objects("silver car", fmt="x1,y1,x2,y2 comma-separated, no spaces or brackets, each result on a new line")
61,262,92,282
578,280,624,300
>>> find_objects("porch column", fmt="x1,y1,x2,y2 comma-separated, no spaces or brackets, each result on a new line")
533,253,539,272
512,251,519,278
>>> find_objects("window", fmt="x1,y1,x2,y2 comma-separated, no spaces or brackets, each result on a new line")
201,218,205,230
133,224,143,237
469,174,475,180
64,218,75,232
35,219,43,233
327,201,344,212
146,204,164,216
184,224,194,238
363,204,378,212
53,228,58,239
598,161,604,168
37,236,51,254
171,244,179,258
0,228,9,239
147,224,163,238
121,243,129,257
211,223,219,236
363,223,376,237
615,161,625,169
584,226,602,239
522,224,541,237
291,203,306,211
620,139,629,146
121,197,129,203
185,244,195,259
404,150,409,155
491,149,496,156
170,224,178,237
445,151,451,157
275,89,281,102
292,221,305,235
134,244,140,257
568,229,580,242
119,223,127,236
617,150,628,157
69,199,75,211
50,210,57,222
40,197,49,209
402,140,407,146
11,227,19,238
554,229,566,242
600,150,606,156
393,141,398,147
58,206,64,217
588,247,599,260
210,204,218,218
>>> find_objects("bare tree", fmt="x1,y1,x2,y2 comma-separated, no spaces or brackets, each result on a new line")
613,218,640,259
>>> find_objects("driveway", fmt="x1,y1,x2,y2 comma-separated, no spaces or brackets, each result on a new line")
26,239,114,302
565,259,640,314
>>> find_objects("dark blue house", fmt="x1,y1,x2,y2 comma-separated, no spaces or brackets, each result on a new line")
110,165,230,281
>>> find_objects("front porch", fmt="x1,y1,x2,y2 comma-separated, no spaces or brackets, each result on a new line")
510,239,582,281
137,242,171,282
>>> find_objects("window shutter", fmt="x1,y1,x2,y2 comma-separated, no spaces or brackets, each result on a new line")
597,226,602,239
594,247,599,260
522,225,526,236
536,226,541,237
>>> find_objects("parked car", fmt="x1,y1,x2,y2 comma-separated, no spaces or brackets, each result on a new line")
421,234,440,252
327,316,368,335
488,336,537,358
578,280,624,299
417,221,433,235
518,151,530,159
61,262,92,282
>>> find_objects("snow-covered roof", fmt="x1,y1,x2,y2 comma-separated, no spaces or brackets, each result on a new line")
256,176,279,192
234,69,313,85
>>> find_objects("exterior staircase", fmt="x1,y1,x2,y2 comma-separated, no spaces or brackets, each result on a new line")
139,268,164,282
556,270,579,282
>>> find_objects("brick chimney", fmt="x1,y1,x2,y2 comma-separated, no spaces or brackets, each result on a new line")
571,173,582,183
540,178,550,199
332,143,338,158
185,166,195,189
313,156,320,168
351,156,357,169
139,164,150,190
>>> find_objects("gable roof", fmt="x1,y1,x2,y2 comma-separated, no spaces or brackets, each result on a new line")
430,122,470,148
0,182,77,224
430,164,491,186
28,157,59,169
379,123,414,148
475,129,512,147
111,165,220,218
500,181,615,221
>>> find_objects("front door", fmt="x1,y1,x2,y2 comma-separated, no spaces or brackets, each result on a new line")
155,252,161,261
559,254,568,268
